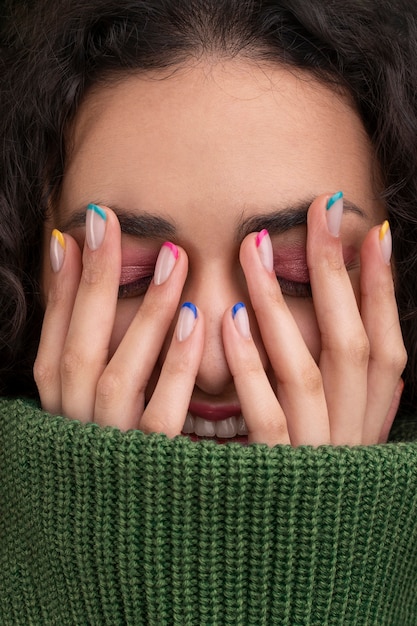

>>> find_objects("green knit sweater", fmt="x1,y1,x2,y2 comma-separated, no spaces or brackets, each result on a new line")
1,398,417,625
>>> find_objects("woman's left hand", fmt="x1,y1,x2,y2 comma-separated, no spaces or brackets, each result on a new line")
222,193,407,446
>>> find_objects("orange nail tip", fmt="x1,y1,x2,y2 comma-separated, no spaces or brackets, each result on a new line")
379,220,389,241
52,229,66,249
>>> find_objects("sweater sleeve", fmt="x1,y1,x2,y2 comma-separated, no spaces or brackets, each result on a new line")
1,397,417,626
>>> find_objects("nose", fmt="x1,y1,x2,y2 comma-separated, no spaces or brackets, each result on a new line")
181,261,248,396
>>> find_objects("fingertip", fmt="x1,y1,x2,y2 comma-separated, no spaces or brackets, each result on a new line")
176,302,199,342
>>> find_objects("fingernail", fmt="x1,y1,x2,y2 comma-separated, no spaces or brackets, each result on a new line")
154,242,179,285
50,229,65,272
86,203,107,250
232,302,251,339
379,220,392,265
177,302,198,341
326,191,343,237
256,228,273,271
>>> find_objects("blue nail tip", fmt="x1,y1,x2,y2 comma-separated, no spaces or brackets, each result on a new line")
87,203,107,220
232,302,246,319
326,191,343,210
181,302,198,318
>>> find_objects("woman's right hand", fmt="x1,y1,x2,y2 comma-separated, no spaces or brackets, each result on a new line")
34,204,205,434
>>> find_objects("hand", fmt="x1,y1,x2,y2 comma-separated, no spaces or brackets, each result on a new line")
34,205,204,434
222,193,407,446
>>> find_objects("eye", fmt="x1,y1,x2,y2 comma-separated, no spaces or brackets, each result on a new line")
118,264,154,299
277,276,312,298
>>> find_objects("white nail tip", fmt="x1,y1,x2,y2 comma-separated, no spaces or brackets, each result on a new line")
232,303,251,339
86,205,106,250
176,303,197,342
380,223,392,265
256,230,274,272
326,194,343,237
154,243,177,285
50,232,65,273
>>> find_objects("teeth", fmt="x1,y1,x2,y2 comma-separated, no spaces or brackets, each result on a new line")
182,412,195,434
237,415,248,435
194,416,216,437
215,416,238,438
182,413,248,438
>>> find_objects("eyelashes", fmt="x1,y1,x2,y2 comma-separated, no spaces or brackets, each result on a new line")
277,276,312,298
117,259,356,300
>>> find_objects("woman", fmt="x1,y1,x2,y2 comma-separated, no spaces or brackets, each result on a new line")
1,0,417,623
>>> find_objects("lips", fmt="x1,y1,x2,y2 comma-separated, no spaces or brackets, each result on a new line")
182,402,248,440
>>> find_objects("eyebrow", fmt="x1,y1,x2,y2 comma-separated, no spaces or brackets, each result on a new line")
60,197,366,240
60,204,176,239
236,198,366,240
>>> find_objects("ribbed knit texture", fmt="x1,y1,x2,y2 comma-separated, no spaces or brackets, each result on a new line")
1,398,417,625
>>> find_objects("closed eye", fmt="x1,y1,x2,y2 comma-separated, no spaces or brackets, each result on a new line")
118,264,155,298
277,276,312,298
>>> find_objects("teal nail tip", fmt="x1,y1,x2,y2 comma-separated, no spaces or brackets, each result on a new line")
326,191,343,210
181,302,197,318
232,302,245,319
87,203,107,220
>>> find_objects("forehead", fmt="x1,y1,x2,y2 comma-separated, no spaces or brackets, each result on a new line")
59,60,378,228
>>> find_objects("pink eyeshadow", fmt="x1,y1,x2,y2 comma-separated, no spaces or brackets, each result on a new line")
273,246,309,282
273,244,358,282
119,264,156,286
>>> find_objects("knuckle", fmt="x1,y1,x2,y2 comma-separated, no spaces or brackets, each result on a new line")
267,417,288,440
140,412,174,436
299,366,323,396
324,332,370,367
33,358,55,390
81,263,105,288
61,347,83,379
96,370,122,406
347,337,370,366
378,344,408,374
46,281,66,306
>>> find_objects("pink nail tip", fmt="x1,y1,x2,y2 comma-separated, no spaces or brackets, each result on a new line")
163,241,179,259
256,229,269,247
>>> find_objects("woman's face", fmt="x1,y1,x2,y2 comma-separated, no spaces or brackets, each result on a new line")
43,60,385,432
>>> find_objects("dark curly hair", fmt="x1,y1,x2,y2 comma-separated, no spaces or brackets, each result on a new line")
1,0,417,414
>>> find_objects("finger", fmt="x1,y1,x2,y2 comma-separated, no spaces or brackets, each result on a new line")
359,222,407,443
239,231,330,446
307,192,369,445
139,302,204,438
60,204,121,421
222,301,290,446
93,243,188,429
34,230,81,414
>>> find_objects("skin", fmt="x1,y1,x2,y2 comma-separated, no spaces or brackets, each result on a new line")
35,60,407,446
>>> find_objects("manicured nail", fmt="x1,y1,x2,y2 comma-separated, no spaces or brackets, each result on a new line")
379,220,392,265
154,242,179,285
177,302,198,341
86,203,107,250
256,229,273,271
50,229,65,273
326,191,343,237
232,302,251,339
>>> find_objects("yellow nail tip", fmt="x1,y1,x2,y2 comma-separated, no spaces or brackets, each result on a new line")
379,220,389,241
52,228,65,249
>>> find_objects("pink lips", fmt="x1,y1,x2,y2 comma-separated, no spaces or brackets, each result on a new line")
188,402,241,422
